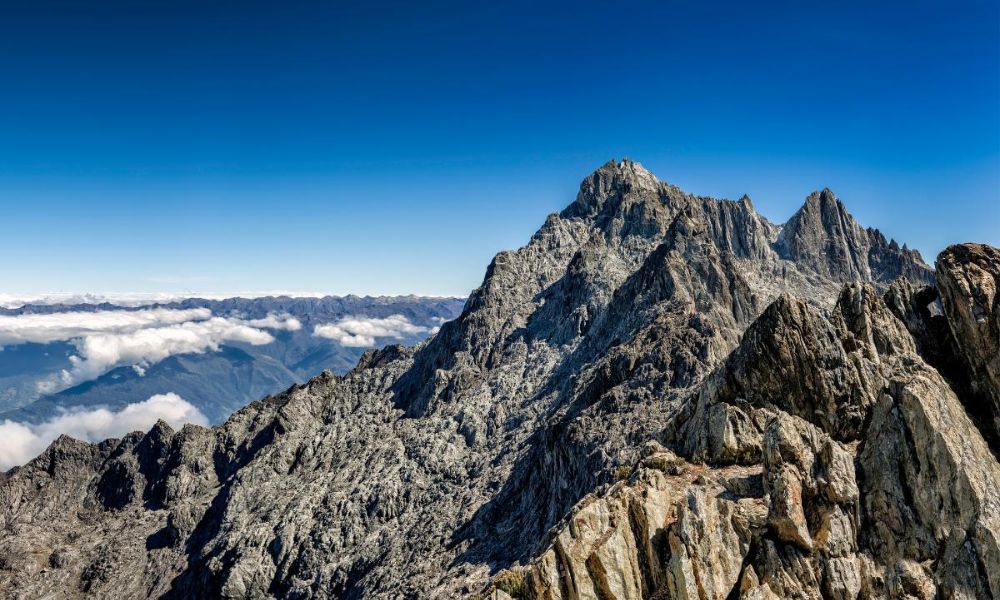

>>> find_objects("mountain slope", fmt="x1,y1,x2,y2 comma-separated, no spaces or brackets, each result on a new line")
2,160,992,600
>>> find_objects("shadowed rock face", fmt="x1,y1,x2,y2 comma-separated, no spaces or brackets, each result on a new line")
1,160,993,600
936,244,1000,441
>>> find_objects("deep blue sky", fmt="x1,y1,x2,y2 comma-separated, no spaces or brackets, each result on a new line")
1,0,997,296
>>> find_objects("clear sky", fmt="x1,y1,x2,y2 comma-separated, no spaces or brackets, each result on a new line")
1,0,997,296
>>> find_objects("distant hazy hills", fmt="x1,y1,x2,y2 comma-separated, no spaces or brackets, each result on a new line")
0,295,465,424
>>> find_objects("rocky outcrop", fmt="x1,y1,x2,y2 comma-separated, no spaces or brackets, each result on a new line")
528,276,999,599
859,371,1000,599
527,444,766,600
0,160,990,599
936,243,1000,441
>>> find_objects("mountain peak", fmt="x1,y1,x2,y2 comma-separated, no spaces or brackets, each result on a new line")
562,158,668,219
777,189,932,284
807,187,838,203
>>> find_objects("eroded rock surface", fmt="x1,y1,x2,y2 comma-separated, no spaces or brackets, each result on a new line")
1,160,993,600
937,243,1000,442
528,280,999,600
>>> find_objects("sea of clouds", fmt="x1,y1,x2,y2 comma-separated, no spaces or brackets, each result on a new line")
0,303,443,470
0,307,301,394
0,392,207,470
0,307,438,393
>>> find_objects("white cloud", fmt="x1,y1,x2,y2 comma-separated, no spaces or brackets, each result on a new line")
243,314,302,331
0,308,301,394
313,314,430,347
0,393,208,471
0,308,212,345
53,317,276,390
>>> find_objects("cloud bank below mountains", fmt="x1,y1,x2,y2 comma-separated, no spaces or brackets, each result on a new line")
313,314,432,347
0,308,301,394
0,393,207,471
52,317,280,392
0,307,213,345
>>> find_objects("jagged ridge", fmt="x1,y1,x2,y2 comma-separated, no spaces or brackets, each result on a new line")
1,160,988,600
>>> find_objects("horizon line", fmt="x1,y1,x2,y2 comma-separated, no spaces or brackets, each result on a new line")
0,291,470,310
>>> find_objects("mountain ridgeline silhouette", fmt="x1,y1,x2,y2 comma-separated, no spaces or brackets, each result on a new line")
1,160,996,600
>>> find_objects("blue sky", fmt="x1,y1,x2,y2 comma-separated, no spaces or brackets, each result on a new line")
0,0,997,296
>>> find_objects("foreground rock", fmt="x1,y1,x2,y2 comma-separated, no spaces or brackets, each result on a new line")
2,160,994,600
526,276,1000,600
936,243,1000,442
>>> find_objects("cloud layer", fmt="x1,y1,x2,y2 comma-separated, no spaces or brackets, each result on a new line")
243,314,302,331
313,314,430,347
0,307,212,345
0,392,208,471
0,308,300,394
54,317,278,391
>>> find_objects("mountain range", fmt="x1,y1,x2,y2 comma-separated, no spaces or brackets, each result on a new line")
0,160,996,599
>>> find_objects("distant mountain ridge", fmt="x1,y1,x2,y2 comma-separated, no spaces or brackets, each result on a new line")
0,293,464,316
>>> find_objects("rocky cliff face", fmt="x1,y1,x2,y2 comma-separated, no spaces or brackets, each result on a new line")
936,244,1000,444
1,160,992,600
528,281,999,600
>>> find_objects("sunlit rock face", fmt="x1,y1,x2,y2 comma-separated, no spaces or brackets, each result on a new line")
2,160,995,600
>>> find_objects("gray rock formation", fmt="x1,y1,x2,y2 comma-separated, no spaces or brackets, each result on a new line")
936,244,1000,442
532,280,999,599
775,188,933,285
1,159,993,600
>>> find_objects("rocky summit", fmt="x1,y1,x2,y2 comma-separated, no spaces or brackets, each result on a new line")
1,160,996,600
